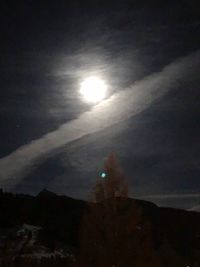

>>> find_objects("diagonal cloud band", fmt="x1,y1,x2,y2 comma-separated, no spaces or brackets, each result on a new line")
0,50,200,189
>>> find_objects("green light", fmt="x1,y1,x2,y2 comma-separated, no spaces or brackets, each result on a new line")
100,172,107,178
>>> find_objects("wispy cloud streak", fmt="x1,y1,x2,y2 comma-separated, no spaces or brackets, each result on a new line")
138,193,200,200
0,50,200,189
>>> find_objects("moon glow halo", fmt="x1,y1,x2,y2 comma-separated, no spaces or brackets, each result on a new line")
80,76,107,103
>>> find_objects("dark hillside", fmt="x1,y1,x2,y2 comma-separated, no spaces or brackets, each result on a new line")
0,189,199,262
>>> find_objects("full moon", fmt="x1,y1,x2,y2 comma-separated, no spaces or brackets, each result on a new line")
80,76,107,103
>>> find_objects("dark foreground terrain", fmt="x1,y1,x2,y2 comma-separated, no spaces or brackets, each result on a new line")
0,189,200,266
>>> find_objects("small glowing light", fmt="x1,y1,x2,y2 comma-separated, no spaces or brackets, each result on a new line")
100,172,107,178
80,76,107,103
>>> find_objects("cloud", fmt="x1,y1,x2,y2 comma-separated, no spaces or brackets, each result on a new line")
138,193,200,200
0,50,200,189
189,205,200,212
136,193,200,210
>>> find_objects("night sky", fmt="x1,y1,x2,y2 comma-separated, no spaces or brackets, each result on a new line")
0,0,200,210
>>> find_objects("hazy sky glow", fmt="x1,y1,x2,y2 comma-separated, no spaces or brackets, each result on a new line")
0,0,200,210
0,50,199,193
80,76,107,103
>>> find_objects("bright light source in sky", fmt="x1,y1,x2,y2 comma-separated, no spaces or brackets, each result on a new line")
80,76,107,103
100,172,107,178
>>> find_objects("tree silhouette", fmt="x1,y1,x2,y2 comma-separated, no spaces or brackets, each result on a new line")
78,153,161,267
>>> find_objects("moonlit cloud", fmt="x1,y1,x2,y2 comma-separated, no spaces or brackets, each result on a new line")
136,193,200,210
138,193,200,199
0,50,200,189
189,205,200,212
